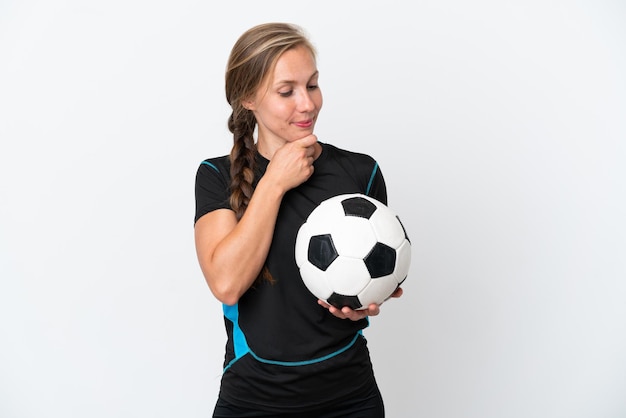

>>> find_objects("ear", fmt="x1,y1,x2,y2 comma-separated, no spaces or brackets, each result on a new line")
241,98,256,111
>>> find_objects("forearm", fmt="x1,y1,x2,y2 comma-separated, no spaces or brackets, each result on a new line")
196,176,284,305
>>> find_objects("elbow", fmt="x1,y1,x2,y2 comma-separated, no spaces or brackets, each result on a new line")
214,291,240,307
207,278,243,306
198,257,255,306
198,261,243,305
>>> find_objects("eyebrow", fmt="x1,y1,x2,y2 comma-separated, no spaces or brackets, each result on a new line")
274,70,319,86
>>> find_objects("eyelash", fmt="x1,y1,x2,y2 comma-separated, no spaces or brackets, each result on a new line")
279,85,319,97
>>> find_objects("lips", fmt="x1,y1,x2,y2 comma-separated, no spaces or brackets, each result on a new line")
294,119,313,128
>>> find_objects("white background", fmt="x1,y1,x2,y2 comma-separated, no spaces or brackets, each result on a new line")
1,1,625,417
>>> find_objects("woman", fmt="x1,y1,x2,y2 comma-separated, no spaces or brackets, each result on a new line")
194,22,402,417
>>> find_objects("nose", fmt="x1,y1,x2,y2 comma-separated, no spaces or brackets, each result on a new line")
297,89,315,112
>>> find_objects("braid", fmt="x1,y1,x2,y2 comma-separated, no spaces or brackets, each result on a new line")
228,108,256,221
228,108,275,284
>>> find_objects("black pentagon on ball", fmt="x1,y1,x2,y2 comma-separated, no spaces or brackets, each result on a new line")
364,242,396,278
327,293,362,310
307,234,338,271
341,196,377,219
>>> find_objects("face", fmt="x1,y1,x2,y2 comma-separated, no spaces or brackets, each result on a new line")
246,45,323,153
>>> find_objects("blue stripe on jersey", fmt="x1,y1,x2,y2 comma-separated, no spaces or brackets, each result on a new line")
366,162,379,195
248,331,363,367
201,161,220,172
221,308,363,370
245,331,362,366
223,303,250,371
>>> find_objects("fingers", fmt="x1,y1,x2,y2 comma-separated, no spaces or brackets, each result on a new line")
317,300,380,321
266,135,318,191
294,134,317,162
390,287,403,298
296,134,318,148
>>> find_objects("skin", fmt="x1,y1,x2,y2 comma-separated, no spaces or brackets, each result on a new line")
195,45,401,321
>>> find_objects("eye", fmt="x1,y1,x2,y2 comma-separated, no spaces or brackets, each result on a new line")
307,84,319,91
279,90,293,97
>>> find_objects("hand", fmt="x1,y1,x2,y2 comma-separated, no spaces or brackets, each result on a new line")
265,135,318,192
318,287,403,321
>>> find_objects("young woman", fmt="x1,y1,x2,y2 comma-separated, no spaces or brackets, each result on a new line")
194,22,402,417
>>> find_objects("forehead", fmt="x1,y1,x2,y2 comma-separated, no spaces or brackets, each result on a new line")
270,45,317,83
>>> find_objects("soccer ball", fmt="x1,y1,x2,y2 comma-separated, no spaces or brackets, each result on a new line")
295,193,411,310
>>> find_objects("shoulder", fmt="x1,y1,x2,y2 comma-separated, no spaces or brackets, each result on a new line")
322,142,376,162
194,155,232,223
197,155,231,175
320,142,379,172
318,141,387,202
195,154,231,192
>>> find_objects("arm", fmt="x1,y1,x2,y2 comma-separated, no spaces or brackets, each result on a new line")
194,178,282,306
194,135,318,305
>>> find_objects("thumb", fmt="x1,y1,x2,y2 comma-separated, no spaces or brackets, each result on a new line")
297,134,318,147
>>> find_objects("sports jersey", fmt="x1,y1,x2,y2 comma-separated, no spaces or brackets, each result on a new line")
194,141,387,414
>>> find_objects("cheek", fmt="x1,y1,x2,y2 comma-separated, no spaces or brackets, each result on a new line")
314,91,323,110
273,102,297,121
256,101,290,123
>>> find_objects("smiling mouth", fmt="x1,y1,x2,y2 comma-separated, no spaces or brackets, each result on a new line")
294,119,313,128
